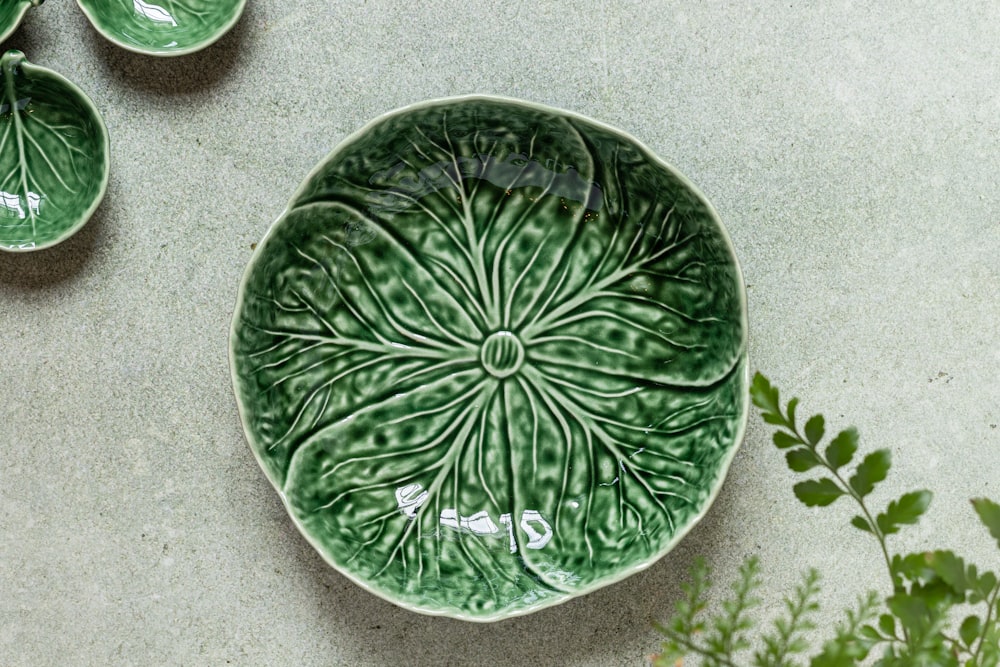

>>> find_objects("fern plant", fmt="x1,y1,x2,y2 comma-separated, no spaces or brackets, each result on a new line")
652,373,1000,667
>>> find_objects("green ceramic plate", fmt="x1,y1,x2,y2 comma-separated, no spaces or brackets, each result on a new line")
0,0,42,45
76,0,246,56
230,96,749,621
0,50,109,252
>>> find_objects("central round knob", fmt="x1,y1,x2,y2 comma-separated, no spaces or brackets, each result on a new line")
480,331,524,378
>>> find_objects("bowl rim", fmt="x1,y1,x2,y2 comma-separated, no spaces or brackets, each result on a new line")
0,0,40,46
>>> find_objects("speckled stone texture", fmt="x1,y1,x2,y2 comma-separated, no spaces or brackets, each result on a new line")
1,2,998,665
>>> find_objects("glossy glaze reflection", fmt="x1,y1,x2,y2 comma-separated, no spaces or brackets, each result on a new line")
230,96,749,621
76,0,246,56
0,50,109,252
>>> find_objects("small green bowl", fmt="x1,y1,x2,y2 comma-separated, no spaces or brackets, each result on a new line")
76,0,247,57
0,0,42,45
0,51,110,252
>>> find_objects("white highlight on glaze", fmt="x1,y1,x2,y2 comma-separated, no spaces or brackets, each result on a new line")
26,191,39,216
516,510,553,550
394,483,428,519
0,190,40,219
133,0,177,25
0,97,30,114
440,509,499,535
396,484,552,553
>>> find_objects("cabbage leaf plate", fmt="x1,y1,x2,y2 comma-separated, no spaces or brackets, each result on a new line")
230,96,749,621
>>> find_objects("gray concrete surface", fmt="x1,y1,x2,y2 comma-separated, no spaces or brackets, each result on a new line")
1,2,998,665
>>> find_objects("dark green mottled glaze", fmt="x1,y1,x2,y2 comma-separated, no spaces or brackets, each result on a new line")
76,0,245,56
0,50,109,252
0,0,41,45
230,97,749,621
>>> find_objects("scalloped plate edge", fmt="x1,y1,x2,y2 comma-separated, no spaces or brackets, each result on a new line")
229,94,751,621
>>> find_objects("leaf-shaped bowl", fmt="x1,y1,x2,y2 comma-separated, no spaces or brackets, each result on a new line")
0,50,109,253
230,96,749,621
76,0,246,57
0,0,42,45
